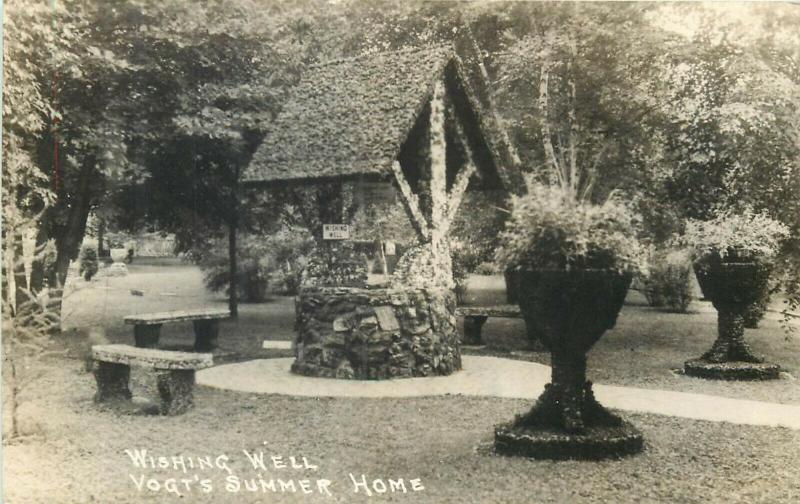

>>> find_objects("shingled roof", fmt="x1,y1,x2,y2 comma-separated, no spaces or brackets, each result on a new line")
243,45,519,188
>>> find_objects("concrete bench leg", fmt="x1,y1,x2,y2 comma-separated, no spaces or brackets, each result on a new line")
463,316,488,345
157,370,195,415
94,362,132,402
134,324,161,348
193,320,219,351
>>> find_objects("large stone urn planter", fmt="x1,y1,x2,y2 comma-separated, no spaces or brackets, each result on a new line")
685,255,780,380
742,282,771,329
504,269,520,304
505,268,545,350
494,269,643,460
292,286,461,379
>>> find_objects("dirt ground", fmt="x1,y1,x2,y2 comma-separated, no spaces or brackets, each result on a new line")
3,262,800,503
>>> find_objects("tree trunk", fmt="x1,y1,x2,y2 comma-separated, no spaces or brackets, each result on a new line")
8,349,20,439
27,226,49,295
538,64,560,184
228,220,238,318
566,37,579,196
33,160,95,324
13,235,28,312
97,217,105,256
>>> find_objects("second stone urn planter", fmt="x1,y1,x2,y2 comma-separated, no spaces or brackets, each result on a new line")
685,254,780,380
742,281,771,329
494,269,643,460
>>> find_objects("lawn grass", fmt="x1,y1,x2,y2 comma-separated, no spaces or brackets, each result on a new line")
58,265,800,403
60,261,294,362
4,263,800,503
4,356,800,504
461,275,800,405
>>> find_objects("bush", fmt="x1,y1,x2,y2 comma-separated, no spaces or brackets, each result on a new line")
451,240,482,304
495,183,643,273
643,248,693,312
271,267,304,296
199,228,314,301
203,254,270,303
448,191,508,302
474,262,499,275
79,246,99,281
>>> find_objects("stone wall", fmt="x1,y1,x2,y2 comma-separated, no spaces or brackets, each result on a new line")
292,287,461,379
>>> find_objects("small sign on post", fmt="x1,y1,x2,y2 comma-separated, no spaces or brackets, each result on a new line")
323,224,351,240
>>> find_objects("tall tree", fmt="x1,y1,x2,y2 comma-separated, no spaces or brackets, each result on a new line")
492,2,676,204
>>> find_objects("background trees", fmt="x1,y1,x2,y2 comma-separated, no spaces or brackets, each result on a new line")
4,1,799,329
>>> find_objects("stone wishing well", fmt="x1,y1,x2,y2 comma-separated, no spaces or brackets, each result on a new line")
242,44,521,381
292,287,461,379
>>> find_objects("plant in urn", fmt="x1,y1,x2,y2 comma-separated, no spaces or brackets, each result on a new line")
493,182,645,460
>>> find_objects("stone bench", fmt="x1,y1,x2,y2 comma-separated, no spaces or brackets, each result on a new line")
92,344,213,415
456,304,522,345
124,308,230,351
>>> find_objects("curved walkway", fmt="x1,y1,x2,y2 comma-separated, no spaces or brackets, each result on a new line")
197,356,800,430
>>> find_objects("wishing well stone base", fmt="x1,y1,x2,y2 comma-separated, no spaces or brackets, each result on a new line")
292,287,461,379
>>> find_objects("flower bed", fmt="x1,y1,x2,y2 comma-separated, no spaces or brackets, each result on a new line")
292,286,461,379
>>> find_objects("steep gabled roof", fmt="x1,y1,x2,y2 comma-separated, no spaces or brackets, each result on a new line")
243,46,452,183
242,45,521,190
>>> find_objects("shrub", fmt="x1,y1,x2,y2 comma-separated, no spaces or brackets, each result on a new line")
474,262,499,275
203,253,270,303
451,240,482,304
680,208,789,263
199,228,314,301
79,246,99,281
268,228,313,294
495,183,643,273
448,191,508,301
643,248,693,313
271,267,304,296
